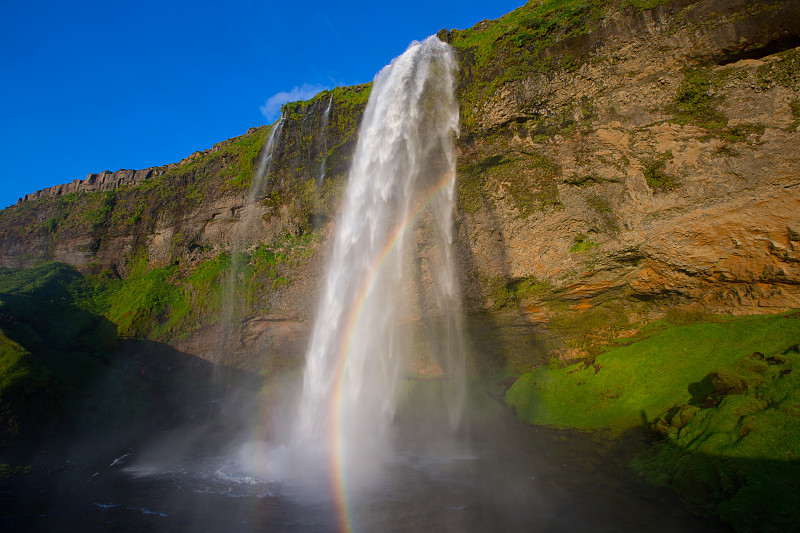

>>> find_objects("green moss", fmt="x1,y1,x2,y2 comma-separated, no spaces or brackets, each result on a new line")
456,156,493,213
620,0,668,10
789,99,800,130
756,47,800,89
569,232,598,253
487,275,555,310
543,295,648,356
451,0,607,71
718,122,766,143
669,68,766,144
633,345,800,532
672,68,727,130
643,152,677,192
90,190,117,231
564,174,619,187
505,312,800,430
78,230,318,341
223,127,270,190
450,0,611,130
330,84,372,107
458,145,560,217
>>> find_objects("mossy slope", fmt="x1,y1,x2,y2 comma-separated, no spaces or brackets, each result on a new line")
635,345,800,532
506,312,800,531
506,313,800,428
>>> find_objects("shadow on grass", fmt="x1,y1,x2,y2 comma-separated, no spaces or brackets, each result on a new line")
634,436,800,533
0,262,264,453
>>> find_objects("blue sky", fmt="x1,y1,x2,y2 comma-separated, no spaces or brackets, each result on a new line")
0,0,524,209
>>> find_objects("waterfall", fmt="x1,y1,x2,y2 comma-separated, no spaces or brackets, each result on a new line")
316,95,333,187
292,36,464,489
250,114,285,204
217,116,285,354
312,96,334,230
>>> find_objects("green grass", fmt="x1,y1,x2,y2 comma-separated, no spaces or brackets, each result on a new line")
0,263,118,440
0,258,298,439
633,345,800,532
505,308,800,528
447,0,675,130
74,231,317,341
0,331,61,439
505,312,800,429
450,0,611,129
621,0,668,9
222,127,271,190
451,0,607,71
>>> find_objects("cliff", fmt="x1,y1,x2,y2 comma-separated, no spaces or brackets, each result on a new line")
2,1,800,528
1,0,798,368
448,0,800,363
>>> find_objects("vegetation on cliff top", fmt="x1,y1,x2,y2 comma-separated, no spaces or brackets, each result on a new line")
0,126,272,256
448,0,671,129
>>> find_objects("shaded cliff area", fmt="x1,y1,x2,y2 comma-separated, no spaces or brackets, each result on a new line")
1,0,799,530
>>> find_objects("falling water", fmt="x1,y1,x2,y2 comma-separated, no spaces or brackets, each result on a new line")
316,95,333,187
249,114,285,204
217,116,285,353
312,96,334,230
292,36,464,489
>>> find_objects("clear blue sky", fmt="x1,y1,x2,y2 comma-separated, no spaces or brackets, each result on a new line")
0,0,524,209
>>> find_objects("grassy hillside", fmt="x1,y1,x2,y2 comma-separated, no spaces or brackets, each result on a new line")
506,312,800,531
0,262,247,442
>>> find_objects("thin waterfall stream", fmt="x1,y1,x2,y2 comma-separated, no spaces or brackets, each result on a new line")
217,115,285,353
316,95,333,187
312,95,333,230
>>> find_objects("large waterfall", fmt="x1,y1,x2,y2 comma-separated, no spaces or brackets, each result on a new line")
293,36,464,490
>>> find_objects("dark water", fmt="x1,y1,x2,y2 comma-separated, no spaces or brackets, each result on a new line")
1,391,728,533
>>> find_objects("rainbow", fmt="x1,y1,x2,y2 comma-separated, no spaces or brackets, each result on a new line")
330,170,456,533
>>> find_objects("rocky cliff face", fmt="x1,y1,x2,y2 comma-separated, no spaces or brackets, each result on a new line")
0,0,798,370
446,0,800,362
0,84,369,273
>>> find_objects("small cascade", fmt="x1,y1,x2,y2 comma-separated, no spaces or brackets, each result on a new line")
290,36,464,491
216,115,285,355
249,114,285,205
316,95,333,187
312,95,334,229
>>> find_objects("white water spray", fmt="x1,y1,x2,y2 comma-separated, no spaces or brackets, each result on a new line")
292,36,464,486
